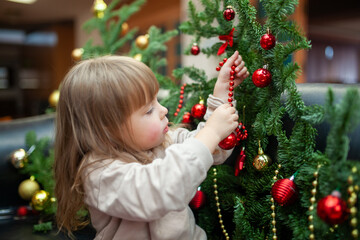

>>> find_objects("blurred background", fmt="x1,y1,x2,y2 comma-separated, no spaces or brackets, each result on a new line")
0,0,359,120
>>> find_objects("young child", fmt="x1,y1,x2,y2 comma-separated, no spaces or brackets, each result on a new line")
54,51,249,240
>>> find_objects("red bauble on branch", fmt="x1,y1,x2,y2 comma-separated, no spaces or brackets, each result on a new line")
252,66,272,88
235,147,246,176
189,187,206,210
317,190,349,225
191,43,200,55
218,132,237,150
182,112,192,124
223,6,235,21
271,175,298,206
17,206,29,217
260,29,276,50
191,100,206,119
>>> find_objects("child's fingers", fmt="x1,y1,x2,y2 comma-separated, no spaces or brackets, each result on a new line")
237,67,248,78
225,51,239,66
234,55,243,66
235,61,245,72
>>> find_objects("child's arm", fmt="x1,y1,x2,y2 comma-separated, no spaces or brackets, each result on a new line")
83,136,217,222
171,51,249,154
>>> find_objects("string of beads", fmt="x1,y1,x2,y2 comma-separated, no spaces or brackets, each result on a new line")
174,83,187,116
216,58,248,142
213,168,230,240
348,166,359,239
308,164,322,240
270,164,282,240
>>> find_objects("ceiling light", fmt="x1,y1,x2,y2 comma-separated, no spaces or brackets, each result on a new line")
6,0,37,4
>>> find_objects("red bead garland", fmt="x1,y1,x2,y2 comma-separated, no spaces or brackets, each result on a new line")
216,58,248,151
174,83,187,117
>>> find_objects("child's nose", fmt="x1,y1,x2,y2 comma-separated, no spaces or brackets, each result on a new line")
160,105,168,118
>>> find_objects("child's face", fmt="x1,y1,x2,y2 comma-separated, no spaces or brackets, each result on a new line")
129,96,169,150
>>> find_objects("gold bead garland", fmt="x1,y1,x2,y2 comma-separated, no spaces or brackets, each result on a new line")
348,166,359,239
270,164,281,240
213,168,230,240
308,164,322,240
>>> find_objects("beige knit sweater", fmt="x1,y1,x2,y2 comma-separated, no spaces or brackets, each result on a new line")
82,95,234,240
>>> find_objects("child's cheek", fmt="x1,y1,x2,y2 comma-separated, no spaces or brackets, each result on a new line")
146,124,162,141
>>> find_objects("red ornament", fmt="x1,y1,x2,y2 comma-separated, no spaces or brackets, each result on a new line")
235,147,246,176
271,175,297,206
236,122,248,142
191,43,200,55
317,191,349,225
252,67,272,88
17,206,29,217
260,32,276,50
191,101,206,119
182,112,192,124
189,187,206,210
223,6,235,21
218,132,237,150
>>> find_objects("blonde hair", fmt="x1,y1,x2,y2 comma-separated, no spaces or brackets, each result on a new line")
54,56,160,237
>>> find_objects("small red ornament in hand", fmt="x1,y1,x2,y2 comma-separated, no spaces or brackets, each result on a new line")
317,191,349,225
189,187,206,210
182,112,192,124
191,101,206,119
252,67,272,88
223,6,235,21
191,43,200,55
260,32,276,50
271,175,298,206
218,132,237,150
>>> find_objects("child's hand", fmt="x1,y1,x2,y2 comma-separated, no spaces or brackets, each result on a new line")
213,51,249,102
195,104,238,153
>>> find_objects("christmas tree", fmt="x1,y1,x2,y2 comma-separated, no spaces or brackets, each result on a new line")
14,0,360,238
158,0,360,239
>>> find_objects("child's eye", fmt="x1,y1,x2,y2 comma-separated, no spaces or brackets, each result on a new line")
146,107,153,114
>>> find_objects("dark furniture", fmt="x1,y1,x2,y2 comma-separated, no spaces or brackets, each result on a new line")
0,83,359,239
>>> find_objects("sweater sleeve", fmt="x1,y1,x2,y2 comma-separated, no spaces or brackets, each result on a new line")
83,138,213,222
169,94,236,165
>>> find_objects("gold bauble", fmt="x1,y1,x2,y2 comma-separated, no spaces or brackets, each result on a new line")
253,146,272,170
31,190,50,211
133,53,142,61
93,0,107,18
71,48,84,61
48,89,60,107
10,148,27,169
352,229,359,238
121,22,129,36
135,34,149,50
18,177,40,201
